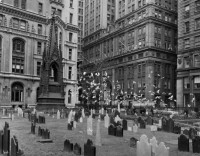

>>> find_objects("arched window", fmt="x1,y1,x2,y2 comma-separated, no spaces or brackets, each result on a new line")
11,82,24,102
49,63,59,82
12,38,25,74
68,90,72,104
59,32,62,50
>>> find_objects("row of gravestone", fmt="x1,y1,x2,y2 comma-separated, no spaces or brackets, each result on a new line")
28,113,46,124
38,126,50,139
0,122,22,156
64,139,96,156
108,124,123,137
178,134,200,153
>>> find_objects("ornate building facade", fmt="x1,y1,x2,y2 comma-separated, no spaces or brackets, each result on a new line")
82,0,177,106
177,0,200,107
0,0,79,107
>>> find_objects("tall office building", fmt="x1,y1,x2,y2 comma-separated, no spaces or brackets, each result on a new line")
177,0,200,107
82,0,178,106
0,0,79,107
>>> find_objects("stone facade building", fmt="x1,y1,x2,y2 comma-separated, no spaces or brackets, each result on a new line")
177,0,200,107
82,0,177,106
0,0,79,107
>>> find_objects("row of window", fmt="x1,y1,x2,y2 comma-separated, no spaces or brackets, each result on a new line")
179,55,200,68
184,35,200,49
184,18,200,33
183,76,200,89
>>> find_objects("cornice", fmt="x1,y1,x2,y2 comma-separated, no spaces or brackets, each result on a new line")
0,26,47,41
0,4,47,24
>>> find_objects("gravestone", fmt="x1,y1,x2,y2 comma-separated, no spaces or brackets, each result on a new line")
140,118,146,129
73,121,77,129
0,130,3,154
178,134,189,152
130,137,138,148
11,114,14,121
104,114,110,128
108,124,116,136
68,110,73,124
38,126,42,136
168,118,174,133
3,122,10,155
74,143,81,155
84,139,96,156
162,117,168,132
155,142,169,156
95,119,101,146
80,117,83,123
116,125,123,137
122,119,127,130
31,122,35,134
183,129,189,136
87,116,93,135
110,116,115,125
133,124,138,133
151,125,157,132
114,115,121,124
74,113,79,122
57,110,60,119
192,136,200,153
150,136,158,154
64,139,73,152
136,134,151,156
146,116,153,125
189,127,197,140
10,136,18,156
2,108,5,116
173,125,181,134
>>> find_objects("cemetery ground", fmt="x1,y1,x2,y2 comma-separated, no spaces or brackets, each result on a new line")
0,114,200,156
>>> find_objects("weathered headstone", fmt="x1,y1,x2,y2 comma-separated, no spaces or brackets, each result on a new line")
31,122,35,134
57,110,60,119
178,134,189,152
150,136,158,154
79,117,83,123
64,139,73,152
192,136,200,153
136,134,151,156
168,118,174,133
130,137,138,148
74,143,81,155
87,116,93,135
133,124,138,133
189,127,197,140
95,119,101,146
104,114,110,128
116,125,123,137
122,119,127,130
84,139,96,156
3,122,10,155
10,136,18,156
162,117,168,132
2,108,5,116
82,108,85,118
146,116,153,125
108,124,116,136
173,125,181,134
155,142,169,156
140,118,146,129
151,125,157,132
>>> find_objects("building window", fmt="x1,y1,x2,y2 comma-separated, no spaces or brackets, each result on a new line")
11,82,24,102
13,18,19,29
184,39,190,49
20,20,26,30
195,18,200,29
70,0,73,8
37,42,42,55
184,5,190,18
185,22,190,32
21,0,26,10
194,76,200,89
12,38,25,74
38,24,42,35
0,36,2,52
69,48,72,60
69,33,73,42
14,0,19,7
68,66,72,79
184,57,190,68
0,15,3,26
194,55,200,67
68,90,72,104
38,3,43,14
70,13,73,24
57,9,62,17
195,0,200,12
37,62,41,76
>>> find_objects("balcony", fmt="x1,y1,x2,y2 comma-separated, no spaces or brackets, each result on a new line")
49,0,64,8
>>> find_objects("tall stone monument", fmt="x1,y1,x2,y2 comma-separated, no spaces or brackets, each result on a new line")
36,14,65,110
